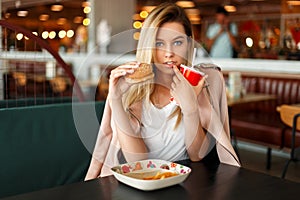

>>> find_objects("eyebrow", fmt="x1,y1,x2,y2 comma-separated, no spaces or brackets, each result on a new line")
156,35,186,41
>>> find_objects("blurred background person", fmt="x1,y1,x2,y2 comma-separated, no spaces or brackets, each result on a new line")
206,6,239,58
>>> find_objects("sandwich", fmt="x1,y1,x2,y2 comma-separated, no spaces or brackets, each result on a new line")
125,63,154,83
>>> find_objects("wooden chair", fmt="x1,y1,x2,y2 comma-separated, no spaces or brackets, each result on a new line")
277,104,300,178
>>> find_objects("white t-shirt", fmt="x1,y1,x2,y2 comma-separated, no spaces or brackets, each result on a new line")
141,101,189,161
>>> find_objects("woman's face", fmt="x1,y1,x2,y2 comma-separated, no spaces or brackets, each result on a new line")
153,22,189,75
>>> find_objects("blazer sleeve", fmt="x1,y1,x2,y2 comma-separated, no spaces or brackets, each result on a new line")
197,63,240,167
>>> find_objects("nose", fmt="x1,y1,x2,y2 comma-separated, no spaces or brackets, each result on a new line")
164,45,174,58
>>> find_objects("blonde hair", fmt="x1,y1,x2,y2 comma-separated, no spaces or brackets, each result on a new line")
123,3,195,128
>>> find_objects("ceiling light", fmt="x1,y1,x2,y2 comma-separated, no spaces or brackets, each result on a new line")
176,1,195,8
16,33,23,40
4,13,11,19
83,18,90,26
42,31,49,39
246,37,254,48
51,4,63,12
73,16,83,24
140,11,149,19
133,32,140,40
57,18,67,25
83,6,91,14
224,5,237,12
39,14,49,21
49,31,56,39
59,30,67,39
133,21,143,29
287,1,300,6
188,15,201,24
185,8,200,15
17,10,28,17
67,30,74,38
82,1,90,7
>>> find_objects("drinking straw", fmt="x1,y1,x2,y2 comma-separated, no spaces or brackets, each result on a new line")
192,48,197,67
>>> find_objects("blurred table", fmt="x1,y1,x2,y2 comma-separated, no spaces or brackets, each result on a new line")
1,160,299,200
227,93,277,107
227,93,277,159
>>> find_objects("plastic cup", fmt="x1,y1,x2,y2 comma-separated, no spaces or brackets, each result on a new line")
179,64,205,86
170,64,205,105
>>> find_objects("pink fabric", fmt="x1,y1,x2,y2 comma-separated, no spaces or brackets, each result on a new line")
90,63,240,177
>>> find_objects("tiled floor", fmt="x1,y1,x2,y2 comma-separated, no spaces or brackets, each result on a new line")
237,141,300,183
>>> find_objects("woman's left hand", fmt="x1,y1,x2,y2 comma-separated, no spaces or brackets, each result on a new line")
170,65,207,114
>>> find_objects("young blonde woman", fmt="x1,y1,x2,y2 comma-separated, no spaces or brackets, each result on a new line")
85,3,240,180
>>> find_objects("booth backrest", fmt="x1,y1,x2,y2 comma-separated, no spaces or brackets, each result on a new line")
0,101,105,198
0,97,77,109
225,73,300,113
224,72,300,149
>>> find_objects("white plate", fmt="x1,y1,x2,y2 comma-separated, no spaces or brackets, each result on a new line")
111,159,191,191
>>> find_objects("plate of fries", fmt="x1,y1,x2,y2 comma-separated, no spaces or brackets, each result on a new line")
111,159,191,191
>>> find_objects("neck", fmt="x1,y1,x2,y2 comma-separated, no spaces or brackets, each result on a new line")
154,73,173,88
150,84,172,108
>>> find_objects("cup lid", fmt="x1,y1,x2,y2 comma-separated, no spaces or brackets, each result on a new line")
180,64,205,76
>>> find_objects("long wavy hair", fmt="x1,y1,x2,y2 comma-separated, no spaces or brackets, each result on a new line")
123,3,194,128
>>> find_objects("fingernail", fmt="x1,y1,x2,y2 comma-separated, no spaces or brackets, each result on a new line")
134,62,140,67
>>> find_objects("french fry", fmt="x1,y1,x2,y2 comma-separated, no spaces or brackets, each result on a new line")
143,171,178,180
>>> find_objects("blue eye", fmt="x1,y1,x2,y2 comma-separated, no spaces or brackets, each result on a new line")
155,41,164,47
174,41,183,46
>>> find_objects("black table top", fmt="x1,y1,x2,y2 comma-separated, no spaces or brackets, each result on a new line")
2,160,299,200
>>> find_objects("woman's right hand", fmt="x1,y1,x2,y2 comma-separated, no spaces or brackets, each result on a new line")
108,61,139,99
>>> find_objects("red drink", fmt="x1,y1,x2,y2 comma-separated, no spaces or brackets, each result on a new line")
179,64,205,86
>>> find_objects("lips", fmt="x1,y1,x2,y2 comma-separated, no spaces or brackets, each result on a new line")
163,61,177,68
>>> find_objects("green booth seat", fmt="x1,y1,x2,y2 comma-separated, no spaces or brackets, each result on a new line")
0,97,79,109
0,101,105,198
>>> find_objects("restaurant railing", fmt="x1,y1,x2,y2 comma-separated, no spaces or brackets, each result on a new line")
0,20,85,108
